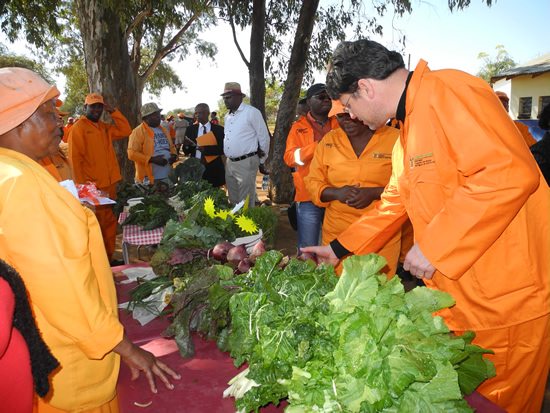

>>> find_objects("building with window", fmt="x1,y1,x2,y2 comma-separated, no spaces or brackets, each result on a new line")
491,53,550,121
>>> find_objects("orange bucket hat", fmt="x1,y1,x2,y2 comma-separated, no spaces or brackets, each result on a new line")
0,67,60,135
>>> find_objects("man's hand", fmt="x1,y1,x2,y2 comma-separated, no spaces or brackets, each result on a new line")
259,163,268,175
346,187,383,209
403,243,436,280
197,145,204,153
258,148,266,158
149,155,168,166
183,137,195,147
102,97,115,114
168,153,178,165
300,245,339,267
113,336,181,393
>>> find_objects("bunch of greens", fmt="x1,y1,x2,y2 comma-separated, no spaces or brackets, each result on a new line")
226,253,496,413
170,157,206,185
122,195,178,230
114,182,176,215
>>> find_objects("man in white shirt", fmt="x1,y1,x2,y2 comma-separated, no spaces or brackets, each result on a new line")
221,82,270,205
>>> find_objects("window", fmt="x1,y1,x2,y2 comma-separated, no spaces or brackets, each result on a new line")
518,97,532,119
539,96,550,118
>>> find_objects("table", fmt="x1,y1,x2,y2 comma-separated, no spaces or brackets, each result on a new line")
113,264,506,413
118,213,165,265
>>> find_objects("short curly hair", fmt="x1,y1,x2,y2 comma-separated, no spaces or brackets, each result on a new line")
326,39,405,99
538,104,550,131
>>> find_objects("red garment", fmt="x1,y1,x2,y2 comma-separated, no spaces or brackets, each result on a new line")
0,278,33,413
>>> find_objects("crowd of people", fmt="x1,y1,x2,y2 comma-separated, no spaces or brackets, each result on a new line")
0,36,549,413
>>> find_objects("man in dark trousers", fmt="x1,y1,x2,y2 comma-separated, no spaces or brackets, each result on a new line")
184,103,225,187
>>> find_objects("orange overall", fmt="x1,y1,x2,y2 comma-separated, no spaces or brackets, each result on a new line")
335,60,550,412
305,126,401,277
68,110,131,262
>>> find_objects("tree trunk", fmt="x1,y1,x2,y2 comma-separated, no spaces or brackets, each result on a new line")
269,0,320,204
76,0,140,186
249,0,266,119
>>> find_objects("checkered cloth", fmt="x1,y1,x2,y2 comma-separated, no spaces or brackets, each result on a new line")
118,212,164,246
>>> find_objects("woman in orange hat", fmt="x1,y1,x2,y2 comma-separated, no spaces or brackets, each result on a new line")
0,67,180,413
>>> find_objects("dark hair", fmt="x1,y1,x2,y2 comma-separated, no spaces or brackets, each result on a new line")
326,39,405,99
211,111,217,116
538,104,550,131
196,103,210,112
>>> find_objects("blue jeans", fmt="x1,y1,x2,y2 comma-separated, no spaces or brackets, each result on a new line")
296,201,324,249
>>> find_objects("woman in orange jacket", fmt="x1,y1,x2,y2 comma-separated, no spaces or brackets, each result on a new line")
305,100,401,277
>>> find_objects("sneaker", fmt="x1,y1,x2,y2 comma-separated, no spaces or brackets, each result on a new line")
110,259,125,267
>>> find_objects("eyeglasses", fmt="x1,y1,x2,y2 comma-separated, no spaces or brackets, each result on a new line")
342,94,353,114
312,94,331,101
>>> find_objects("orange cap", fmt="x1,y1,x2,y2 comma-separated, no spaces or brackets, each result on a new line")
56,109,69,117
85,93,104,105
328,100,345,117
495,91,509,102
0,67,60,136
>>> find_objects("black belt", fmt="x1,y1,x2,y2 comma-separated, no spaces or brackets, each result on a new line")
229,151,258,162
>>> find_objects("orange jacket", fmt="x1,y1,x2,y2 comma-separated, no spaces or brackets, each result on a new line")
306,126,402,277
336,60,549,332
284,115,339,202
0,148,123,410
514,120,537,147
128,122,177,184
38,148,74,182
68,109,131,187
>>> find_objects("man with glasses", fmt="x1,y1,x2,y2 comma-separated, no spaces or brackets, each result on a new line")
221,82,270,205
302,39,549,413
284,84,340,249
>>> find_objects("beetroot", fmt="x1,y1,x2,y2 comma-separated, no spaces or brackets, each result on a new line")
248,240,267,263
298,251,318,265
238,258,253,273
227,244,248,265
211,241,235,261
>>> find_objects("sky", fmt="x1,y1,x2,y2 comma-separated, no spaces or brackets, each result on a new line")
2,0,549,115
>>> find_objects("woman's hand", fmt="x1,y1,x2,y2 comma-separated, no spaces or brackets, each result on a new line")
346,187,384,209
113,336,181,393
300,245,339,266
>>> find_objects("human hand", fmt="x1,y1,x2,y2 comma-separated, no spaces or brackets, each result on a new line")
102,97,115,114
336,183,360,204
403,243,436,280
81,201,96,214
197,146,204,153
114,336,181,393
300,245,339,267
258,148,266,158
169,153,178,164
346,187,383,209
149,155,168,166
259,163,268,175
183,137,195,147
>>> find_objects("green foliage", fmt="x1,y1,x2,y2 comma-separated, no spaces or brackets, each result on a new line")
228,253,496,412
122,194,178,230
0,44,53,83
476,45,516,83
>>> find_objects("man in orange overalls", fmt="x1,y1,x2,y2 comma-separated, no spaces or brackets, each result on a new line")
68,94,132,266
304,39,549,413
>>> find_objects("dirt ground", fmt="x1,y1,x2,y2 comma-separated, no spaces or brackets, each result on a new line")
113,171,296,263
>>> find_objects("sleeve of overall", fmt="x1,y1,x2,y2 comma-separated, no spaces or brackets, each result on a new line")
284,123,302,167
0,173,123,359
251,110,270,163
127,125,151,164
417,79,540,279
108,109,132,141
304,139,331,208
68,125,87,184
336,141,409,256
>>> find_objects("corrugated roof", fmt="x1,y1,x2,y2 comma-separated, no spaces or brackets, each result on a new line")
490,52,550,83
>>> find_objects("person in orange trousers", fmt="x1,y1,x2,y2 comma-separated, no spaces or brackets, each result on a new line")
304,40,549,413
67,93,132,265
305,100,401,278
0,67,180,413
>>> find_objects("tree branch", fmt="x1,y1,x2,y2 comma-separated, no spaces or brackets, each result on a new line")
125,2,153,40
227,0,250,69
139,0,214,85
